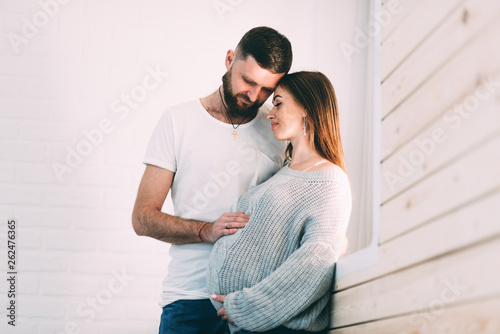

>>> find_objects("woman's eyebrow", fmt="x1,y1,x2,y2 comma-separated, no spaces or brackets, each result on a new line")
273,94,282,102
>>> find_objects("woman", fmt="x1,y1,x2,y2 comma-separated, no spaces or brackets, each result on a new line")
206,71,352,333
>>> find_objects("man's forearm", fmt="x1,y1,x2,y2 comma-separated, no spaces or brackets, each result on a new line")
132,207,206,244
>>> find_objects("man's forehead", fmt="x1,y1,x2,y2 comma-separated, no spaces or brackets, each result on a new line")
233,56,284,88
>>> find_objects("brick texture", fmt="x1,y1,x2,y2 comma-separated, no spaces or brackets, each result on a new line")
0,0,327,331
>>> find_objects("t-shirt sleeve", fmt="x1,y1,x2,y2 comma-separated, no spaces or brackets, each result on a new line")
143,109,177,172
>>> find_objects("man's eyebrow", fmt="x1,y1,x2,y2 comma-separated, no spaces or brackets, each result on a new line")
242,74,274,92
242,75,256,84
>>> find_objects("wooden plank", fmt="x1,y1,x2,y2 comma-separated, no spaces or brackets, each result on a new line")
381,0,500,118
380,133,500,244
381,16,500,161
381,0,465,80
329,296,500,333
381,78,500,202
331,236,500,327
335,190,500,291
381,0,420,43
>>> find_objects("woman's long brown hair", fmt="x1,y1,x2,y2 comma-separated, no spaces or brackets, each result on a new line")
279,71,346,173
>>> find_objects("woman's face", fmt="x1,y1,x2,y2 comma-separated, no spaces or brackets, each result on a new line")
267,85,306,142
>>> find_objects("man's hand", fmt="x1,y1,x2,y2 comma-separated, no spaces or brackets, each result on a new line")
210,294,236,327
200,211,250,243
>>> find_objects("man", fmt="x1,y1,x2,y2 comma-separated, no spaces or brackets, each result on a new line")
132,26,293,333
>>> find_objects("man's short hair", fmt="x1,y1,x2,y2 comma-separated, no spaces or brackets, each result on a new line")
235,26,293,74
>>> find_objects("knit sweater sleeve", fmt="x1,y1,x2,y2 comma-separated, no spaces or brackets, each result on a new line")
224,180,351,332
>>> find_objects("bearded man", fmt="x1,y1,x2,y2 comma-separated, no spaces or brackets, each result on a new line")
132,26,293,334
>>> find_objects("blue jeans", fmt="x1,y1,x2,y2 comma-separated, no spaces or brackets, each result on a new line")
238,328,323,334
158,299,225,334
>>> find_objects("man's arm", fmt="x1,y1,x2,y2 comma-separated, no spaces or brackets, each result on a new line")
132,164,249,244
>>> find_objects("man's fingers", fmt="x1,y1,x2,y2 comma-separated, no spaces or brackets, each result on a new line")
232,216,250,223
224,222,247,230
222,228,239,236
225,212,250,218
223,216,250,227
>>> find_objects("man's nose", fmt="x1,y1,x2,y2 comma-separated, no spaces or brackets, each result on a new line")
247,87,259,102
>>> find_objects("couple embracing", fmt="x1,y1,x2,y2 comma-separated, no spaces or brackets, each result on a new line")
132,26,351,334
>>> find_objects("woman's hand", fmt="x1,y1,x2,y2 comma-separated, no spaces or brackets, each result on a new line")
201,211,250,243
210,294,237,327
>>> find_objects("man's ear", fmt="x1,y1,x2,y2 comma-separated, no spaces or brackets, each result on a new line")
225,49,235,70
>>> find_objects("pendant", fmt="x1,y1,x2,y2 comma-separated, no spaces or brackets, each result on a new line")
232,130,238,141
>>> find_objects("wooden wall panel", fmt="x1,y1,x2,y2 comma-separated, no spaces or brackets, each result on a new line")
330,0,500,332
335,190,500,291
381,0,465,80
381,73,500,202
330,297,500,334
380,131,500,243
381,0,500,118
380,0,419,43
380,16,500,162
332,237,500,327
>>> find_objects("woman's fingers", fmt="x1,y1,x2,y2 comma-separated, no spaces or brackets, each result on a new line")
210,294,226,303
210,296,237,326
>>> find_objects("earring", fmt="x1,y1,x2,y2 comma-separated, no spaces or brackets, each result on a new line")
303,117,306,136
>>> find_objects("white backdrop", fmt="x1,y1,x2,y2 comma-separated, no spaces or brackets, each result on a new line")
0,0,370,332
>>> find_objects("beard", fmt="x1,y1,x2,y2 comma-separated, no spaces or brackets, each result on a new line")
221,69,264,119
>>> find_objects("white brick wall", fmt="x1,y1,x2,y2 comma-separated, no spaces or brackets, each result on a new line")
0,0,350,332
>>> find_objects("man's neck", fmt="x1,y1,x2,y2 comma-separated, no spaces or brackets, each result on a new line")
200,89,257,125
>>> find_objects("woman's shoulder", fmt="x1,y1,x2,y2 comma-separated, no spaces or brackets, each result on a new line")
310,161,344,173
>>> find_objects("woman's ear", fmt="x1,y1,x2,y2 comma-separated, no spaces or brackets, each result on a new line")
225,50,235,70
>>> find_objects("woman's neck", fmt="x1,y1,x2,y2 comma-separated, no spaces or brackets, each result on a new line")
289,137,324,169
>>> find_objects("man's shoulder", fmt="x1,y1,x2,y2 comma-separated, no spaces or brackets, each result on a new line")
158,99,203,125
166,99,202,114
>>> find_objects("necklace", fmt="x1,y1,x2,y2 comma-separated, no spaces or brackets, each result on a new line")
302,160,329,172
218,86,248,141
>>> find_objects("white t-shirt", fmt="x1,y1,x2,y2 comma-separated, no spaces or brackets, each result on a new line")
143,99,286,307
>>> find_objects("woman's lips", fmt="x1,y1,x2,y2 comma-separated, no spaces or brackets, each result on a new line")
271,122,278,130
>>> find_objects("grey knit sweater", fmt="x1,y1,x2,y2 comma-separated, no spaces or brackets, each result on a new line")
206,164,352,332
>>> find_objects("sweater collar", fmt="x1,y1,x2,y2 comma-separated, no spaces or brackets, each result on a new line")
280,162,347,180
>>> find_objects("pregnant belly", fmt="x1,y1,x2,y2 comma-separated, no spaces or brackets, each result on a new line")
207,233,280,296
